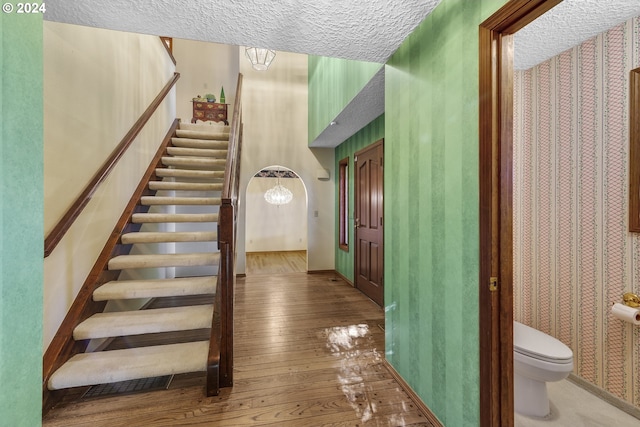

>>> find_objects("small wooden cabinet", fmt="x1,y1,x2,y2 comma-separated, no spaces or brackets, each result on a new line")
191,101,228,125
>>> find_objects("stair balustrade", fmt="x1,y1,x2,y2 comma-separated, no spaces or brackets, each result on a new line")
207,73,243,394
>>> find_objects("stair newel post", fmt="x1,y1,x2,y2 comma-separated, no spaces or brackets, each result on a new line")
218,199,235,388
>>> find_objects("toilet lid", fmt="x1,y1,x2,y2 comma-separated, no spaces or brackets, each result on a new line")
513,321,573,363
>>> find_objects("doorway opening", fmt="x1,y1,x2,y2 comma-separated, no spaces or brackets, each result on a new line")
245,165,308,275
478,1,562,425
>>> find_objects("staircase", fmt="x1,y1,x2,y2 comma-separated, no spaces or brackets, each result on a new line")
47,123,230,393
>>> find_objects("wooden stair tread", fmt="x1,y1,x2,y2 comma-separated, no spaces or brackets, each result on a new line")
47,341,209,390
166,146,228,158
175,129,229,140
121,231,217,244
161,156,227,170
73,305,214,340
131,212,218,223
108,252,220,270
94,277,215,301
140,196,221,206
155,168,225,180
148,181,223,192
170,137,229,149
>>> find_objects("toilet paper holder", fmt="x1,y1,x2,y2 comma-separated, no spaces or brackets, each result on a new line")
623,292,640,308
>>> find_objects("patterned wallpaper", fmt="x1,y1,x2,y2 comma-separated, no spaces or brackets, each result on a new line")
513,16,640,408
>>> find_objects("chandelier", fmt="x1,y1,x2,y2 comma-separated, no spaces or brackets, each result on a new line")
264,172,293,205
245,47,276,71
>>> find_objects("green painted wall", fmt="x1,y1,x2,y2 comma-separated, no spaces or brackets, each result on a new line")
334,114,385,282
308,55,382,142
384,0,506,425
0,8,44,427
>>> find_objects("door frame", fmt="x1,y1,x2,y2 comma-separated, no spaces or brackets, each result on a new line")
478,1,562,426
354,138,384,306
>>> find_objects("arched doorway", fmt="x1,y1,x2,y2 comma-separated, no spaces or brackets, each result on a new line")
244,165,308,274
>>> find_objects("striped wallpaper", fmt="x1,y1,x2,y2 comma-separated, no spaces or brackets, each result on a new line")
513,16,640,407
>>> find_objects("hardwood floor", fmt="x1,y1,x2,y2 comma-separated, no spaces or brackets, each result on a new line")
246,250,307,274
43,270,434,426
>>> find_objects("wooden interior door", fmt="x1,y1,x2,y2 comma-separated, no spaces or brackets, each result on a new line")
354,139,384,306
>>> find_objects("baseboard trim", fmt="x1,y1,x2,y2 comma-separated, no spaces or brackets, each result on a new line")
334,271,354,287
306,269,336,275
568,374,640,420
383,360,443,427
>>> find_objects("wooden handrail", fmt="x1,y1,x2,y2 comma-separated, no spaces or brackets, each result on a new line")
207,73,243,395
223,74,243,200
44,72,180,257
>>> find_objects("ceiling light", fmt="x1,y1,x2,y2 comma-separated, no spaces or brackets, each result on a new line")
264,171,293,205
245,47,276,71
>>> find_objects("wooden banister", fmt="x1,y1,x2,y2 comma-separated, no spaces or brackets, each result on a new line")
44,72,180,257
207,73,243,395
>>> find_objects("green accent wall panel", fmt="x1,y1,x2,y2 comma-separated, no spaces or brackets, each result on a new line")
384,0,507,425
0,10,44,426
308,55,382,142
334,114,384,282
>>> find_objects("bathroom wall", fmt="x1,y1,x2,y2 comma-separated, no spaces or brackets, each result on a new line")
513,16,640,408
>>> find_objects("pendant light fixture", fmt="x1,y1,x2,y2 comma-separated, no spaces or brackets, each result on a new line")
264,170,293,205
245,47,276,71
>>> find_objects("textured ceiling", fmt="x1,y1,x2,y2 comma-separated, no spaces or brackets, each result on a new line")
44,0,640,147
44,0,442,63
514,0,640,70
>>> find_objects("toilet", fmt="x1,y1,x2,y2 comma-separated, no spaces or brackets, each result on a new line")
513,321,573,418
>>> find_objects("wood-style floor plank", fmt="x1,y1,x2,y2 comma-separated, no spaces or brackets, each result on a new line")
245,250,307,274
43,252,433,426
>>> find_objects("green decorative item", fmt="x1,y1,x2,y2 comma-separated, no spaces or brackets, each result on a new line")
220,87,225,104
205,93,216,102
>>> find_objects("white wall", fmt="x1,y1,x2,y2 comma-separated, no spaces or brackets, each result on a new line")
173,39,239,125
237,49,335,273
245,175,308,253
43,22,176,349
171,39,239,276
